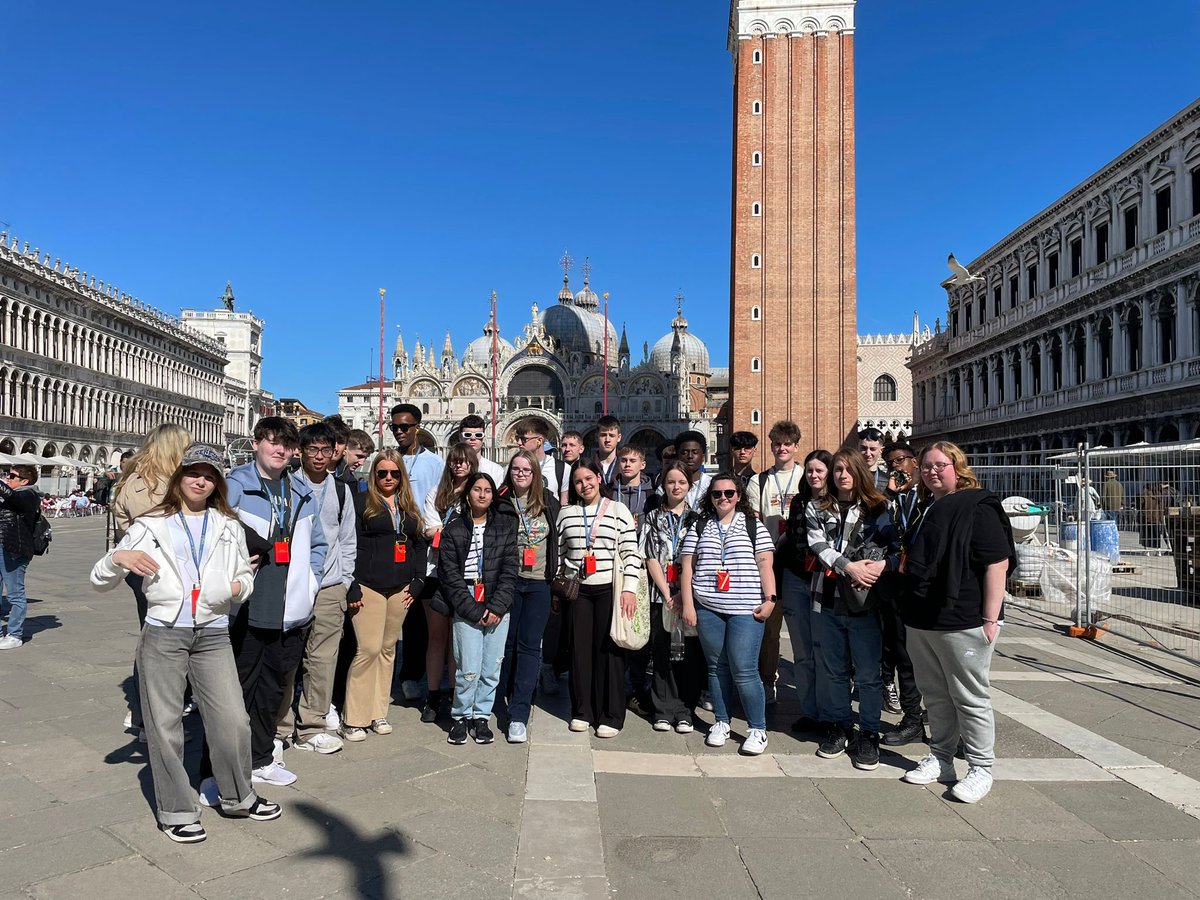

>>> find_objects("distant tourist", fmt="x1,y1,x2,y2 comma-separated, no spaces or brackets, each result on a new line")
0,464,42,650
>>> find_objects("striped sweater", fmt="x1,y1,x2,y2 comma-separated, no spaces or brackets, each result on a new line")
555,500,643,594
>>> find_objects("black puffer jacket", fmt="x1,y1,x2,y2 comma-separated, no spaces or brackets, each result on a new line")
0,483,39,558
494,492,561,582
433,509,518,624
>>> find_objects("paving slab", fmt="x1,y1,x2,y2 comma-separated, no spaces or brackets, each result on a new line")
105,814,288,886
603,835,759,897
515,799,606,882
943,780,1109,841
737,837,911,900
26,856,200,900
1121,840,1200,895
868,838,1059,900
0,786,148,851
1005,839,1199,900
524,745,595,803
702,777,856,839
595,773,725,837
400,803,519,879
1032,780,1200,840
0,828,133,889
814,779,985,841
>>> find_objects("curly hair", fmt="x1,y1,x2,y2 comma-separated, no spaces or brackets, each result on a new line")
697,472,753,519
917,441,981,500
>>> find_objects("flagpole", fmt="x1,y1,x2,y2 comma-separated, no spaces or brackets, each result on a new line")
490,290,499,458
603,293,610,416
378,288,386,447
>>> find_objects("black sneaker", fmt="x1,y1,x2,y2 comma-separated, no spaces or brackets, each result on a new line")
447,719,469,745
882,717,925,746
815,725,848,758
248,797,282,821
472,718,495,744
161,822,206,843
853,731,880,770
420,692,440,724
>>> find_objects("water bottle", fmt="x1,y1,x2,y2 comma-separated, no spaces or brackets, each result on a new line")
669,616,686,662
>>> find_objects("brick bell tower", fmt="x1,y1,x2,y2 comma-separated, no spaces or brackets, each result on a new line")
728,1,858,463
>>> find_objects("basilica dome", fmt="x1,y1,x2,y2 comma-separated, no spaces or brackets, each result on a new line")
651,302,710,374
462,321,515,369
538,277,619,359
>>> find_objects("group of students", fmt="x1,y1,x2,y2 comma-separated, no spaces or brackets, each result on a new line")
95,408,1017,842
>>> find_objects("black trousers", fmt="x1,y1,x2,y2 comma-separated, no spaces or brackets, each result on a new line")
396,582,430,685
200,604,306,773
543,597,573,677
569,582,626,729
879,594,922,720
648,604,705,723
330,608,356,711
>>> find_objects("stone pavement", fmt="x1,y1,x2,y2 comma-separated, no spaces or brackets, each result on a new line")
3,519,1200,899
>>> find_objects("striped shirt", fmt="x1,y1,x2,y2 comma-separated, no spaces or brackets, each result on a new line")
556,500,642,593
680,512,774,614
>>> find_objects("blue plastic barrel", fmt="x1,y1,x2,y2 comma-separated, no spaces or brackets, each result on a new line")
1062,522,1078,551
1090,519,1121,563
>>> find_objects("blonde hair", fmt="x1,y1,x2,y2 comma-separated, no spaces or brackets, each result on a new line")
364,448,422,524
917,441,980,500
115,424,191,501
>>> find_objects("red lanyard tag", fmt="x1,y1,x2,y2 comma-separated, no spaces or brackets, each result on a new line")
394,541,407,563
432,530,441,549
666,563,679,584
522,547,537,568
777,519,788,536
274,540,290,564
474,582,486,603
716,569,731,592
583,553,597,575
191,584,200,617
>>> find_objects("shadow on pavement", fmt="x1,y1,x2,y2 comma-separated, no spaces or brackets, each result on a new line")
291,801,410,899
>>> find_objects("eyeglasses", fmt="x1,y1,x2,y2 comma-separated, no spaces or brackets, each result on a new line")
375,469,401,480
303,446,334,457
888,455,916,465
920,462,953,474
461,431,484,440
709,489,738,500
510,467,534,476
517,434,541,444
389,423,415,433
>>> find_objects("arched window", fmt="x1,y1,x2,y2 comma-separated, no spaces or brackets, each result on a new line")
873,374,897,402
752,100,762,115
751,151,762,167
751,357,761,372
467,402,476,415
752,202,761,217
751,254,761,269
750,409,761,425
752,49,762,64
751,306,761,321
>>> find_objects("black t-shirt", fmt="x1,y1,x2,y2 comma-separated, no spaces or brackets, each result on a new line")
901,503,1010,631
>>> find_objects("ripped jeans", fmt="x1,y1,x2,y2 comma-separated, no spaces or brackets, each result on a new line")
451,614,511,721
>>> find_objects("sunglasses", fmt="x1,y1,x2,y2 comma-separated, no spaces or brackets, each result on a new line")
375,469,401,480
461,431,484,440
389,423,415,433
709,489,738,500
517,434,541,444
2,472,17,480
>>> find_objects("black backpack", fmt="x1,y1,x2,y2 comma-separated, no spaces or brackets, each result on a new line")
31,513,52,556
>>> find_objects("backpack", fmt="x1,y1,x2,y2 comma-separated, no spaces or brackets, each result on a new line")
693,511,759,566
31,513,53,556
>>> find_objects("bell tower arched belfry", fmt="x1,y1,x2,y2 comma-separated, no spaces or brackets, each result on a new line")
728,1,858,461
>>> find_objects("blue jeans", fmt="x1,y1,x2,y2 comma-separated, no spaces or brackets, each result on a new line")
780,569,823,721
452,615,511,720
695,605,766,731
0,549,31,640
495,578,552,726
812,607,883,734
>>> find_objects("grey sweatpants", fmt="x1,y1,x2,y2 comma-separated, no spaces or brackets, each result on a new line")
906,626,996,769
137,625,258,825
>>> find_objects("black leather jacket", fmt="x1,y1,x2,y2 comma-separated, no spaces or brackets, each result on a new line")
0,483,39,558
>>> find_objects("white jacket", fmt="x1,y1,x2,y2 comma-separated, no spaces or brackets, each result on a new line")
91,511,254,625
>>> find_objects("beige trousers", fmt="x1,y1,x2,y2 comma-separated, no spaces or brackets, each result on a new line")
344,584,412,727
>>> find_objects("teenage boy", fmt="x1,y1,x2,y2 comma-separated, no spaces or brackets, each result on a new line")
276,423,356,755
881,442,925,744
729,431,759,485
614,445,652,526
458,414,505,481
858,428,889,491
592,416,623,496
0,464,40,649
672,430,711,510
514,417,568,501
200,417,328,798
747,420,802,704
343,430,375,491
391,403,444,701
322,415,360,495
555,430,585,503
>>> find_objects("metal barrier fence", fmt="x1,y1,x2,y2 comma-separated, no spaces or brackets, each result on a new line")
972,443,1200,664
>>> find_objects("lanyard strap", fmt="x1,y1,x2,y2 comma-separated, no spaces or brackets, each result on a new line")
581,499,610,551
668,510,683,558
388,499,408,542
177,510,209,581
513,497,538,546
714,514,734,566
257,472,292,538
772,466,797,509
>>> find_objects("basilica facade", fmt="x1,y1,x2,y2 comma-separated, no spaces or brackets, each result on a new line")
337,267,719,468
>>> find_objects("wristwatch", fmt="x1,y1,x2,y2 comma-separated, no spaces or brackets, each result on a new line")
764,594,777,603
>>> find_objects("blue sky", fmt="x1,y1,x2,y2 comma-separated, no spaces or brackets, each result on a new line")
4,1,1198,413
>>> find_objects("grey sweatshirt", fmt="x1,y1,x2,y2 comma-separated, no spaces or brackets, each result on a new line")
297,470,357,589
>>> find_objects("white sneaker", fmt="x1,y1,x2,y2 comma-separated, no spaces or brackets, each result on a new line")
595,725,620,739
272,738,285,765
568,719,589,733
0,635,22,650
507,722,528,744
699,691,714,712
903,753,957,785
674,720,694,734
741,728,768,756
251,762,298,786
182,698,198,716
294,732,344,754
326,706,341,731
950,765,994,803
706,721,731,748
197,776,220,808
400,680,422,701
652,720,672,732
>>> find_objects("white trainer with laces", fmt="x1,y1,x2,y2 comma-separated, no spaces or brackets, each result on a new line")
706,721,731,748
0,635,23,650
950,765,994,803
252,762,298,786
903,753,958,785
741,728,768,756
326,706,341,731
272,738,285,765
294,732,344,754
